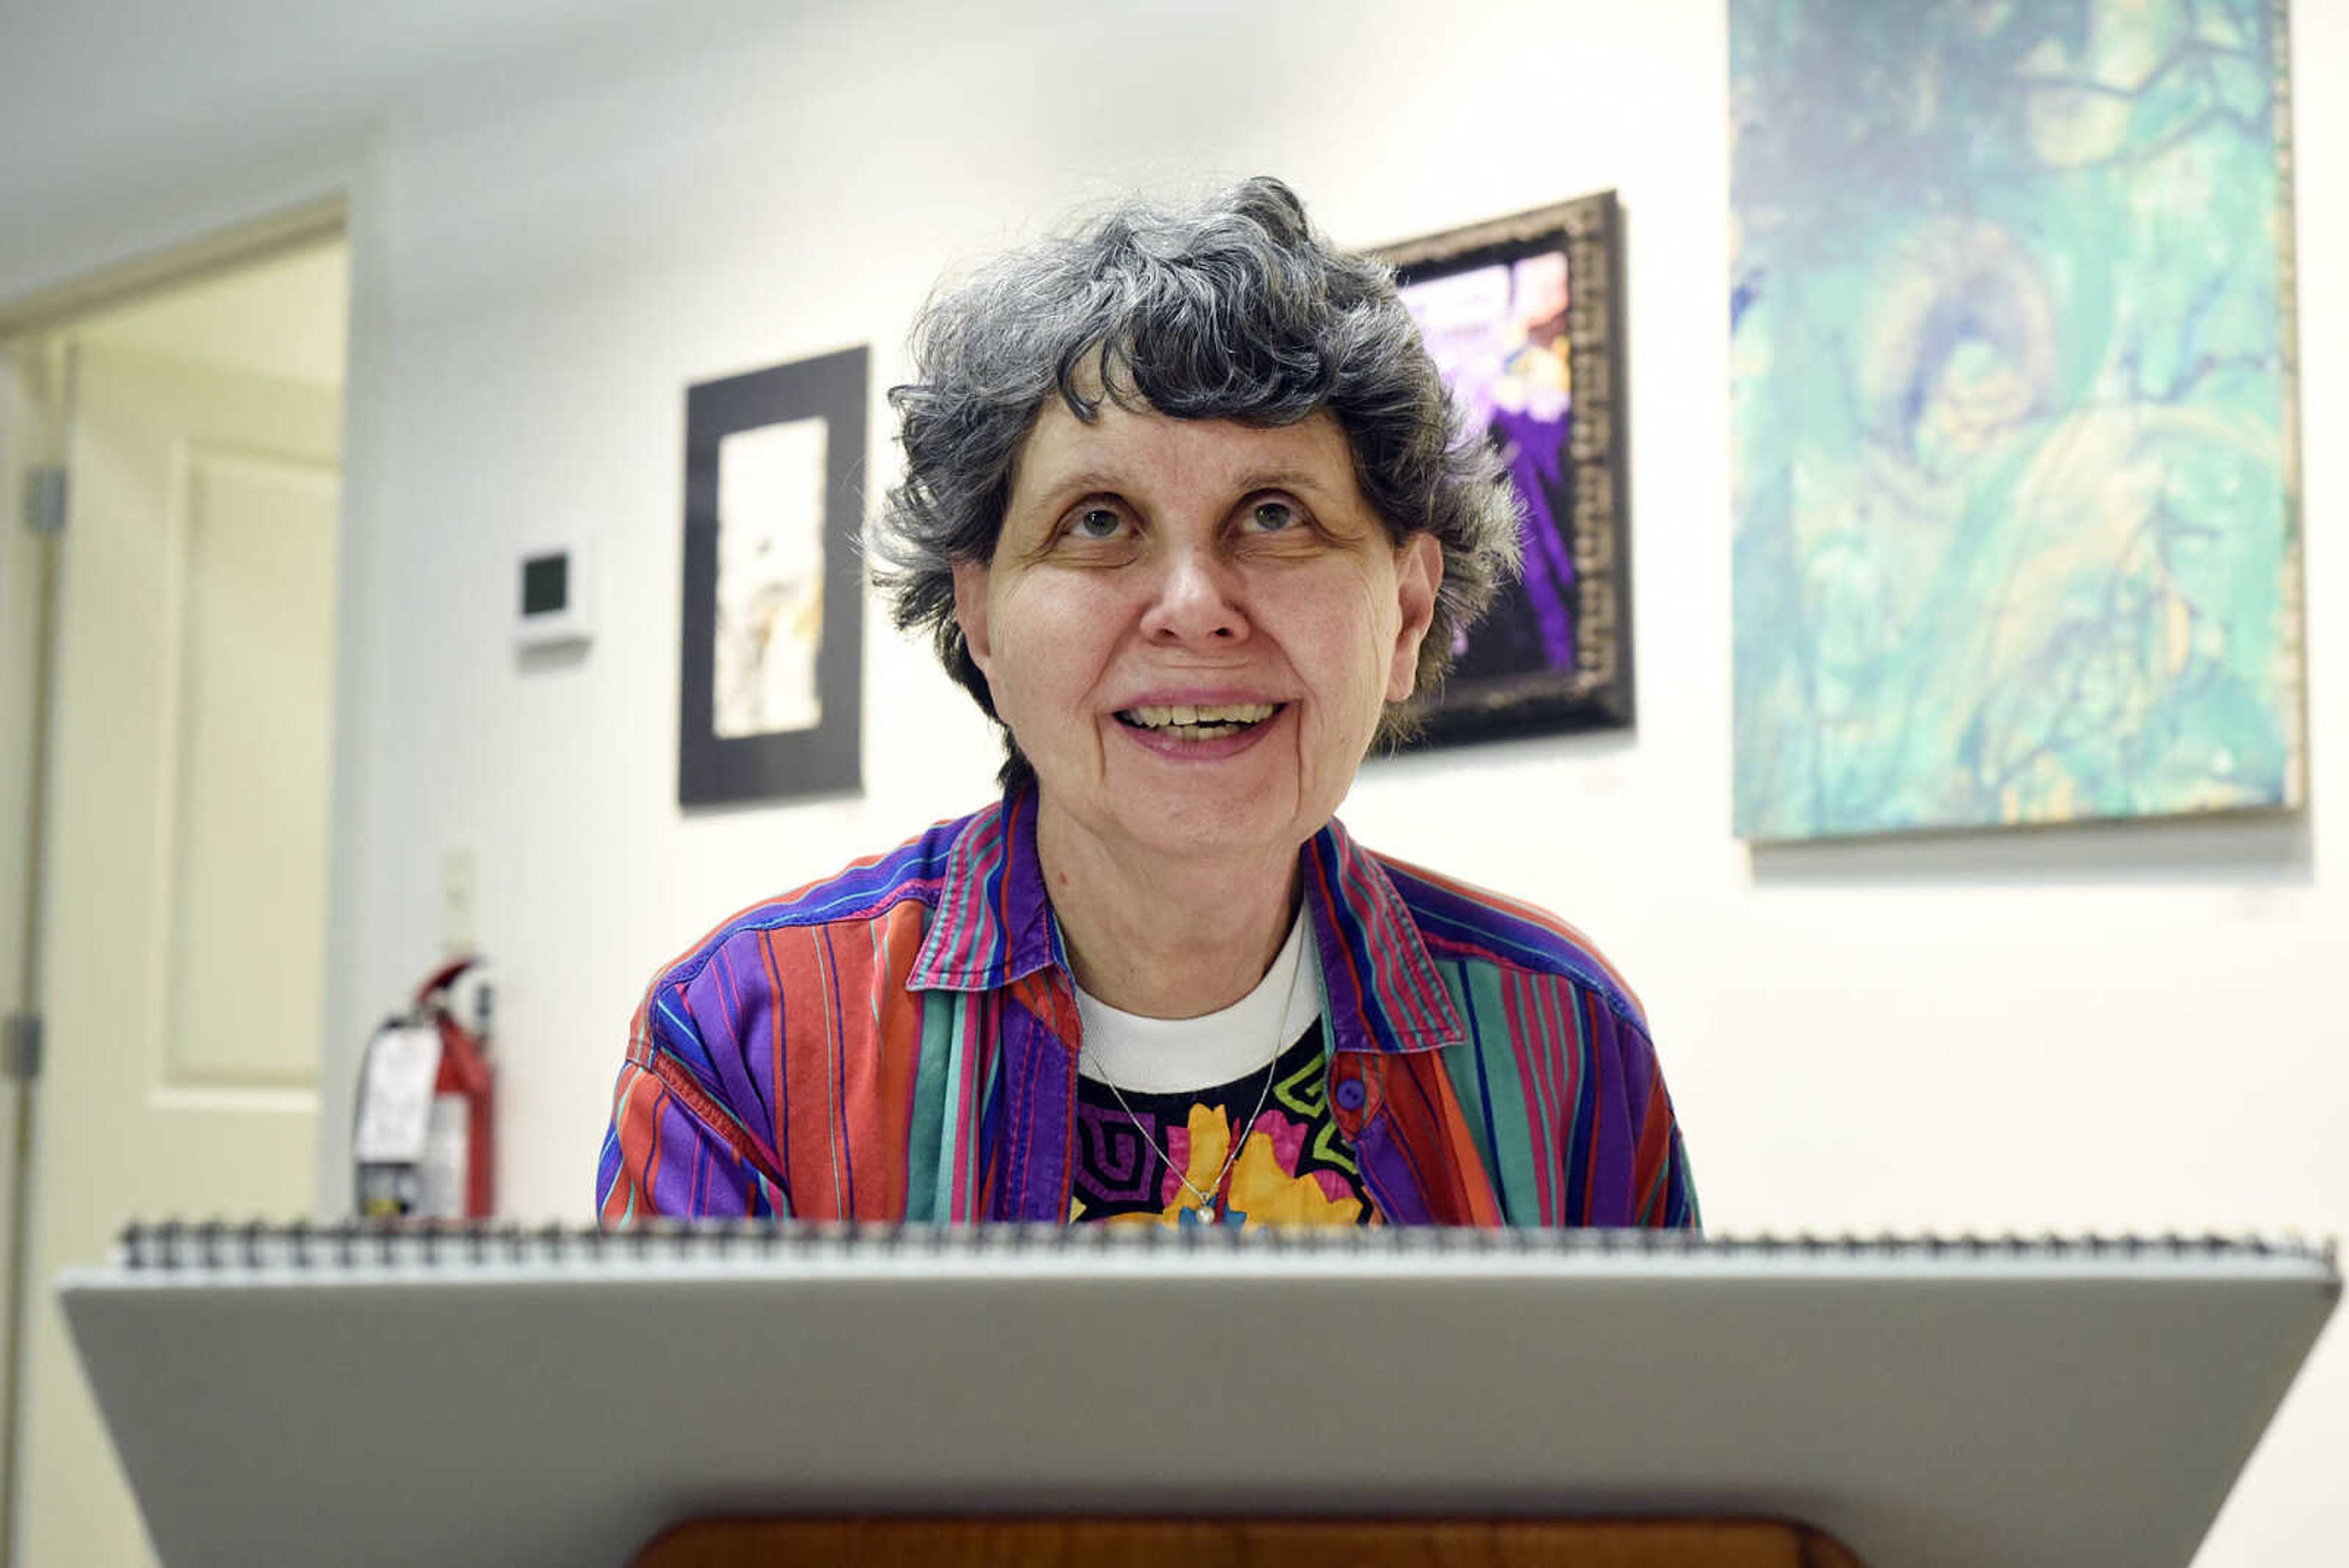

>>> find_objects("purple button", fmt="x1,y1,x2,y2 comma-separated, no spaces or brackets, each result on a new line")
1335,1078,1367,1112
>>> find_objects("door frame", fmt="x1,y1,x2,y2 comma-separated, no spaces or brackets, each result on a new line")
0,332,66,1568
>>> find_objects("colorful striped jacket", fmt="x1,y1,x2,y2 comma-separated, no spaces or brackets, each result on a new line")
598,789,1698,1229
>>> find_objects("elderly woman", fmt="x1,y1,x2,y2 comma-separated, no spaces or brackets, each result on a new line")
599,178,1695,1230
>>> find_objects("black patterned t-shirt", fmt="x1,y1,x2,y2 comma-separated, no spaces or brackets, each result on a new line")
1068,1021,1380,1227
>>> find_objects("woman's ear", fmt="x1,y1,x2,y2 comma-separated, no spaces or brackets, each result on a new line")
1385,532,1444,703
951,562,994,678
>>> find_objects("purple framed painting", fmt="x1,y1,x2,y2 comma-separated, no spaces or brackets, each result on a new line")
1382,190,1632,743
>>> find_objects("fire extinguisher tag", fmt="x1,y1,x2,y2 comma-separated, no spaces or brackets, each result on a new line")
354,1025,444,1163
418,1096,472,1219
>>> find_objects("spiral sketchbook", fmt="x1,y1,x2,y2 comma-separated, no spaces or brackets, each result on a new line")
59,1224,2339,1568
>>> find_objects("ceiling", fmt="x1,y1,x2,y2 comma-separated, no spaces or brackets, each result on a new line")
0,0,675,249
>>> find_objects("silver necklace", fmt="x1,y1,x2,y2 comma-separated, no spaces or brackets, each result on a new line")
1086,1042,1282,1226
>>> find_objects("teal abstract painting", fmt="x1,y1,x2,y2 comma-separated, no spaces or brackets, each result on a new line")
1730,0,2305,840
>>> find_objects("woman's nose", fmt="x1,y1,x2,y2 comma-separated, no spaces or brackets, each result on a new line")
1138,547,1249,644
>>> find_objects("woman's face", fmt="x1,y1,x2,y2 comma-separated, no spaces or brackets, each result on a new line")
953,396,1440,872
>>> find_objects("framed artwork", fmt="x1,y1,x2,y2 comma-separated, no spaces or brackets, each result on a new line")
1381,190,1633,746
1730,1,2305,841
678,346,867,806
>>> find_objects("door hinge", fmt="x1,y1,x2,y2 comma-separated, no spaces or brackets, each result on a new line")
23,465,67,535
1,1013,39,1082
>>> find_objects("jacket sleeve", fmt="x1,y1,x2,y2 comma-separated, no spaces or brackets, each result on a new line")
596,961,791,1227
1619,1014,1699,1230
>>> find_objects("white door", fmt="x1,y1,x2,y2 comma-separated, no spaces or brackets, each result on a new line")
13,343,339,1567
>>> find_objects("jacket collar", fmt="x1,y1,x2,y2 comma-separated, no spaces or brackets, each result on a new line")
1299,819,1464,1057
909,785,1463,1057
907,786,1064,991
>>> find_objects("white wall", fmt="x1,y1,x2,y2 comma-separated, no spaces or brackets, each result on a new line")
7,1,2344,1562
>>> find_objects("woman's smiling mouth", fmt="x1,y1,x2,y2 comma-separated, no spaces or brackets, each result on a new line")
1114,701,1283,740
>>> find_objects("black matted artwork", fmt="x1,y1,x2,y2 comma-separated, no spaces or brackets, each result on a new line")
1381,191,1633,744
678,346,867,806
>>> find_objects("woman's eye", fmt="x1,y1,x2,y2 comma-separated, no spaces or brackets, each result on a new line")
1068,505,1125,540
1245,499,1299,533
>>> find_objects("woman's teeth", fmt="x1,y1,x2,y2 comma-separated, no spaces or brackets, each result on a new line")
1118,702,1278,739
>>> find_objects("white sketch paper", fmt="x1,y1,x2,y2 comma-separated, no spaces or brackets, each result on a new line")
713,418,826,738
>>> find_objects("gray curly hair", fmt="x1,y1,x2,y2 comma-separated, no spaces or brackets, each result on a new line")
870,176,1523,790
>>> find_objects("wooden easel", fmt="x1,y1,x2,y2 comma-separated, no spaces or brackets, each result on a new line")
634,1518,1870,1566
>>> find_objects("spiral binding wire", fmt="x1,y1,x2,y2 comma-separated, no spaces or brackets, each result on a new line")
108,1217,2343,1274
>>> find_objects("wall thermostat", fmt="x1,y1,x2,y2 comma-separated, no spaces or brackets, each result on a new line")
515,538,594,650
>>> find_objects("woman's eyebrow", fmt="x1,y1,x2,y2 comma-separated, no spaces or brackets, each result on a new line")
1226,467,1335,498
1019,470,1130,511
1019,464,1339,516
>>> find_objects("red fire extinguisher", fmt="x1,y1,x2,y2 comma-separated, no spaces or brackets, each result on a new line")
355,956,495,1219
